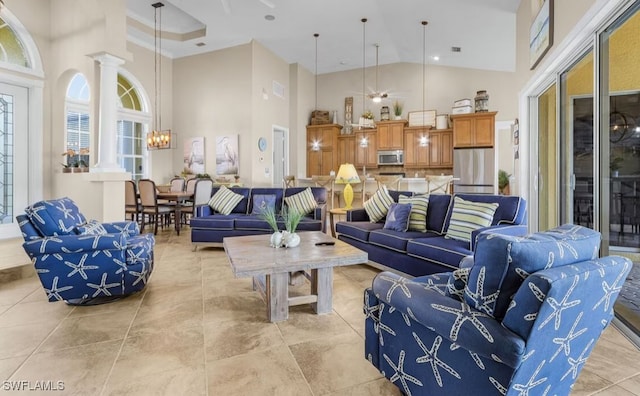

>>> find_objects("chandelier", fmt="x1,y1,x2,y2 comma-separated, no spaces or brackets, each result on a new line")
147,2,171,150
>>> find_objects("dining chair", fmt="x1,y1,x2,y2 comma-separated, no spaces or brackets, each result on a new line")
374,175,402,191
425,174,454,194
124,180,141,223
180,178,213,225
170,176,186,192
138,179,174,235
312,175,335,208
283,175,296,188
185,177,198,195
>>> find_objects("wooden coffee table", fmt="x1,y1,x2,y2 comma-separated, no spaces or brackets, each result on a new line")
223,231,368,322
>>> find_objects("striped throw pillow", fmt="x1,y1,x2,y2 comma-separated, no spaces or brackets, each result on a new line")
284,187,317,215
445,197,499,242
208,185,244,215
364,185,394,223
398,194,429,232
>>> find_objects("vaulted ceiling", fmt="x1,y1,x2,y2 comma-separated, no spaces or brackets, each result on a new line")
126,0,522,75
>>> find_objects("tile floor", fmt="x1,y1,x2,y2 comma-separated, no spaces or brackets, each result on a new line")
2,228,640,395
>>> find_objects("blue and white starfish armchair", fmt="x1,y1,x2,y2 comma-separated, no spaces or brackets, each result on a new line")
17,197,154,305
364,224,631,395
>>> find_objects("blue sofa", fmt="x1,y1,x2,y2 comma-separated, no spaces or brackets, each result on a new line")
190,186,327,249
336,193,527,276
17,197,154,305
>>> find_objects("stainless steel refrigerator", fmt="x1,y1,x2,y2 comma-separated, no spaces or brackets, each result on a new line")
453,148,495,194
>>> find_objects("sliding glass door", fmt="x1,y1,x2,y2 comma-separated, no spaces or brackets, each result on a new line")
560,52,594,230
599,3,640,254
537,84,557,231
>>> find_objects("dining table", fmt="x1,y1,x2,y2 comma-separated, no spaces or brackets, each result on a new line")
156,191,194,235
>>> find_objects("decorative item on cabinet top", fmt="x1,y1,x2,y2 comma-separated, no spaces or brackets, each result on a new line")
474,90,489,112
380,106,390,121
408,110,436,127
311,110,330,125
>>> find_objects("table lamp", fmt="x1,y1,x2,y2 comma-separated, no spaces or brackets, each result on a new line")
335,163,361,209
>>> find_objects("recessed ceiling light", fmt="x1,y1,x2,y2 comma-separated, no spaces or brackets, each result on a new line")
340,61,348,65
265,14,275,21
432,55,440,61
195,42,206,47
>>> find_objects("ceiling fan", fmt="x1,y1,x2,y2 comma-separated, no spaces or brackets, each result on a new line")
368,44,388,103
221,0,275,15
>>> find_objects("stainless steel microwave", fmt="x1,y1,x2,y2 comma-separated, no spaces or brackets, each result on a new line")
377,150,404,165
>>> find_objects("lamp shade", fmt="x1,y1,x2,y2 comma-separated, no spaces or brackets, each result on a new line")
335,163,361,185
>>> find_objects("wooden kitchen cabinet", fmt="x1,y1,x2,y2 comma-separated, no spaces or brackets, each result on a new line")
404,127,430,168
306,124,341,176
337,135,356,166
354,130,378,169
429,129,453,167
404,127,453,168
451,111,497,148
376,120,406,150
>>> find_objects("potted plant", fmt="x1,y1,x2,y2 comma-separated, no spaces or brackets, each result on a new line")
281,206,303,248
498,169,511,195
393,101,403,120
259,206,283,247
360,110,375,128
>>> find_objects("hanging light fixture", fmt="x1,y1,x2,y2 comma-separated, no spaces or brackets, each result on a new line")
147,2,171,150
358,18,374,129
314,33,319,110
361,18,367,118
421,20,428,113
369,44,388,103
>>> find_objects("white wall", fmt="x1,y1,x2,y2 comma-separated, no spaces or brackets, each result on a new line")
172,44,252,181
250,41,291,186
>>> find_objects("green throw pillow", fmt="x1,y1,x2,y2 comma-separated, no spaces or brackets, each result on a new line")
364,185,394,223
208,185,244,215
445,197,499,242
398,194,429,232
284,187,317,215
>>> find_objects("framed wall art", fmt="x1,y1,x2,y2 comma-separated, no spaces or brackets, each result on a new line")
216,135,239,175
529,0,554,70
183,137,205,175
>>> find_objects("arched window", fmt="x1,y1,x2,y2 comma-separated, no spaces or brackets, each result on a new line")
65,73,90,168
117,72,148,181
0,16,30,68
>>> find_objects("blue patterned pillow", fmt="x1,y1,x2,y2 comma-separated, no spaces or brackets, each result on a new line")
383,203,412,232
25,197,86,236
75,219,108,235
251,194,277,215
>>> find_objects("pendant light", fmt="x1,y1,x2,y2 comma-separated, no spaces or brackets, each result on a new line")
369,44,388,103
314,33,319,110
419,20,429,146
421,20,428,114
361,18,367,117
147,2,171,150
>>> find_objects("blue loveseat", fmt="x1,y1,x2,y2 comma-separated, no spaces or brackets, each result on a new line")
17,197,155,305
336,193,527,276
190,186,327,249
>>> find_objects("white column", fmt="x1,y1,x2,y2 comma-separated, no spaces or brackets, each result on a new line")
92,52,125,173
